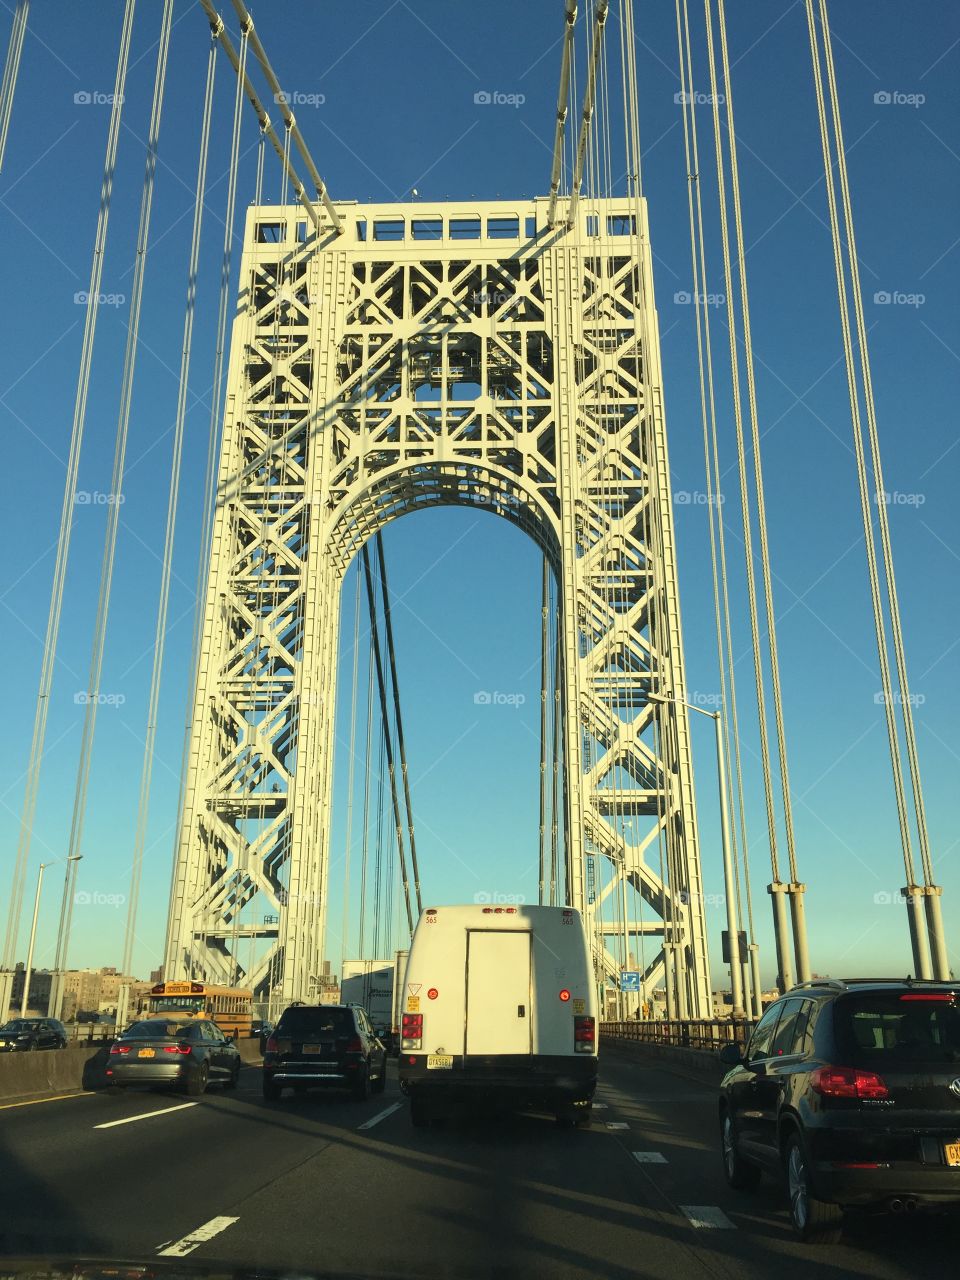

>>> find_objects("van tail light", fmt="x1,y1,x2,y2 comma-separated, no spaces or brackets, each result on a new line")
401,1012,423,1050
109,1044,130,1056
811,1065,888,1099
265,1035,278,1053
574,1016,595,1054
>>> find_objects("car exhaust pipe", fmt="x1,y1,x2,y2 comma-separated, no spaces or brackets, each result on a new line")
903,1198,918,1214
889,1198,905,1214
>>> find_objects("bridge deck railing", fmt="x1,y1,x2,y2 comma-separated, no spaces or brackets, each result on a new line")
601,1018,756,1052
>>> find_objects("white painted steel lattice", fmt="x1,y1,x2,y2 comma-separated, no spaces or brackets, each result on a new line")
164,199,712,1016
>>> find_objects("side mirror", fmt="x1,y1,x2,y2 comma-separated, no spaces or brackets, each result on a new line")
718,1042,744,1067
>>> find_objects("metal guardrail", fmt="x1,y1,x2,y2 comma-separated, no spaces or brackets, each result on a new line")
601,1018,756,1051
67,1023,116,1043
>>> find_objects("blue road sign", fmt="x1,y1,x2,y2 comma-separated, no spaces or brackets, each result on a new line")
619,971,640,991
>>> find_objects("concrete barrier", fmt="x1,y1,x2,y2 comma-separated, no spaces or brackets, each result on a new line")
0,1043,111,1103
238,1037,263,1066
601,1033,727,1084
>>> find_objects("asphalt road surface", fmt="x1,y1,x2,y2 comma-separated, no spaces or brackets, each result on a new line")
0,1047,956,1278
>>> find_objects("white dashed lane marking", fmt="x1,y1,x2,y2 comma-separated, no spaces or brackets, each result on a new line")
157,1215,240,1257
95,1102,197,1129
680,1205,736,1230
632,1150,668,1164
605,1121,629,1129
357,1102,403,1130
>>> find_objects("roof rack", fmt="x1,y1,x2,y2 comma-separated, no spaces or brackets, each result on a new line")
789,976,954,994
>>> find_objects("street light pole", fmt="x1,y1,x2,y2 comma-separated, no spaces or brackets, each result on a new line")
21,862,49,1017
48,853,82,1019
649,693,745,1017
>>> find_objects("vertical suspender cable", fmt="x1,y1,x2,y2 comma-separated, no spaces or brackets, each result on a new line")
539,562,550,907
55,0,176,1004
122,25,217,979
0,0,29,172
341,570,363,979
2,0,137,976
164,17,249,978
374,532,422,917
702,0,795,992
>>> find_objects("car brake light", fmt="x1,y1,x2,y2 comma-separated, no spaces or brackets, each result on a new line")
574,1016,595,1053
345,1036,363,1053
163,1043,192,1055
401,1012,423,1050
811,1065,888,1099
900,992,955,1002
109,1044,130,1056
265,1035,278,1052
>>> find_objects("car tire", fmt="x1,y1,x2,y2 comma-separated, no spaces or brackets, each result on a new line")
28,1042,38,1052
352,1067,370,1102
185,1063,209,1097
574,1106,592,1130
262,1078,282,1101
555,1110,575,1129
721,1111,761,1191
224,1063,240,1090
410,1095,430,1128
785,1133,843,1244
372,1057,387,1094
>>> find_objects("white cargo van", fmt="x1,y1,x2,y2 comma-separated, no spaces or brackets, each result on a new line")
397,904,598,1126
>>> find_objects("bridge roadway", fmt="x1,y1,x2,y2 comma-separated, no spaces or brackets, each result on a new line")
0,1052,953,1278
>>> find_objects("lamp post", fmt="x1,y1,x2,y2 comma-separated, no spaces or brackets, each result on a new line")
649,693,745,1018
20,862,50,1017
48,853,82,1019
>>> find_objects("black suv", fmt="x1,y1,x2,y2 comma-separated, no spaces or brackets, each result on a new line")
262,1004,387,1101
0,1017,68,1051
718,979,960,1242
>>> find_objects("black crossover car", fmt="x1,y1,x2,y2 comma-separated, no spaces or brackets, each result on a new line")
718,978,960,1242
106,1016,241,1095
263,1004,387,1101
0,1017,68,1050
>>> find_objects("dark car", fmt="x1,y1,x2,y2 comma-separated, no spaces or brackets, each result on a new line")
718,978,960,1242
0,1017,68,1051
263,1004,387,1101
106,1016,241,1095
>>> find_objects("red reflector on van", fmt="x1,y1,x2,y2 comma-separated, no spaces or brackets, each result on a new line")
559,989,570,1002
427,988,438,1000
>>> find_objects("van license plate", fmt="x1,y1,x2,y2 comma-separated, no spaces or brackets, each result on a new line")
945,1142,960,1167
427,1054,453,1070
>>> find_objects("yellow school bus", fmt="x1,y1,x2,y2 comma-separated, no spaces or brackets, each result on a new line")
148,981,253,1038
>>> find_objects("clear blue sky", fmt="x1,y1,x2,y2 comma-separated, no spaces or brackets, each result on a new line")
0,1,957,988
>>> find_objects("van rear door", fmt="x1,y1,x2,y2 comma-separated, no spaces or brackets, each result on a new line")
466,931,531,1055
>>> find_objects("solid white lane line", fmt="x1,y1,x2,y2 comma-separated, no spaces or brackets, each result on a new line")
632,1151,668,1164
680,1205,735,1230
357,1101,403,1130
95,1102,197,1130
157,1215,239,1257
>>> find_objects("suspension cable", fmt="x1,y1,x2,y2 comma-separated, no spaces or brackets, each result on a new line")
0,0,29,173
56,0,175,998
568,0,609,230
539,557,550,905
2,0,137,975
122,24,217,980
341,567,363,978
548,1,578,226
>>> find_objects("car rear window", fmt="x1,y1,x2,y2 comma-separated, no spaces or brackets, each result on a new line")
122,1021,187,1039
837,993,960,1064
277,1007,353,1037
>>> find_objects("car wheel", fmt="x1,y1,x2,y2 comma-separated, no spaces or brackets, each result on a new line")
262,1078,282,1101
28,1042,38,1052
721,1111,761,1190
574,1105,592,1130
555,1109,575,1129
185,1062,209,1097
785,1133,843,1244
224,1063,240,1090
352,1067,370,1102
372,1056,387,1093
410,1095,430,1128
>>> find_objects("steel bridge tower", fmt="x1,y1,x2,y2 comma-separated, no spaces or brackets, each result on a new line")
164,197,712,1017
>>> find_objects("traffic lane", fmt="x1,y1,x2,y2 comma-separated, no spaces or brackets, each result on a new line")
202,1083,736,1279
0,1065,402,1258
598,1050,958,1280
